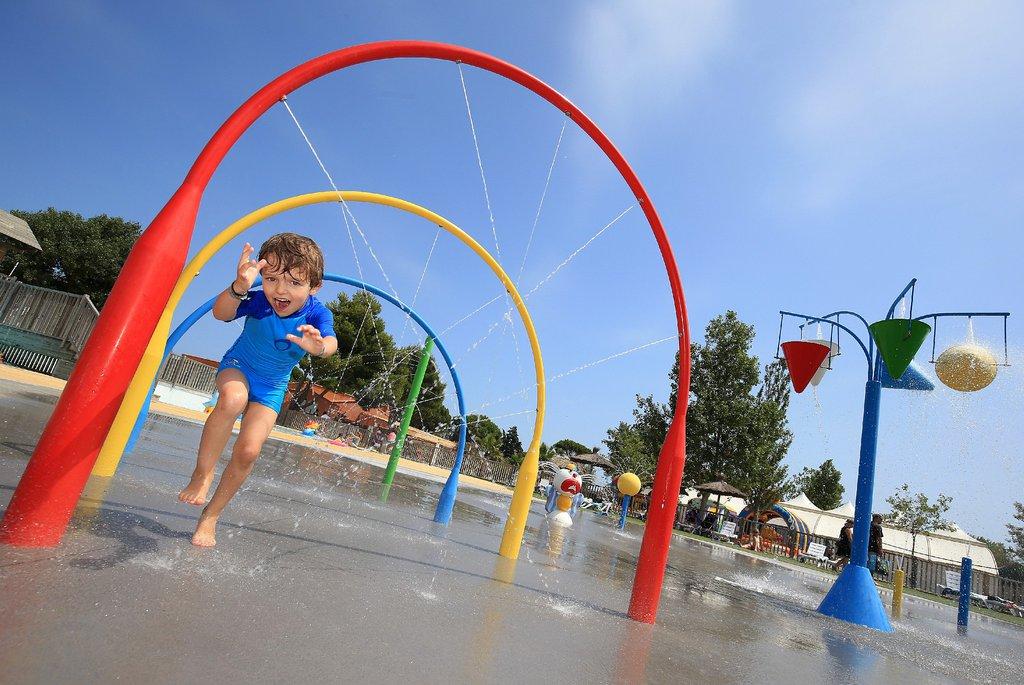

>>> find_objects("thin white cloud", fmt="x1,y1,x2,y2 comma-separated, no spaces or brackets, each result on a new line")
572,0,737,128
787,0,1024,210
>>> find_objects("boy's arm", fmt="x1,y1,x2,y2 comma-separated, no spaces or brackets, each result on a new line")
214,242,267,321
287,326,338,357
212,282,248,321
320,335,339,357
286,301,337,357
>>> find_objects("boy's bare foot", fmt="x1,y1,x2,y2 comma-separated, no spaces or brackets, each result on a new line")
191,508,218,547
178,471,214,505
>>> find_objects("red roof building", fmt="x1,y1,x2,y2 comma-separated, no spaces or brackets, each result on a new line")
284,381,391,429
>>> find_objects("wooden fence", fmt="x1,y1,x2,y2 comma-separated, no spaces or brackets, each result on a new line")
157,353,217,394
0,278,98,355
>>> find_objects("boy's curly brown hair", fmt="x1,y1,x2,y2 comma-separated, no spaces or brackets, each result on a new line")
258,233,324,288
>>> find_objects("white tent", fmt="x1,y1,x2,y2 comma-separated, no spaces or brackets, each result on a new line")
781,492,821,511
775,494,996,574
679,489,997,574
678,488,748,515
826,501,856,518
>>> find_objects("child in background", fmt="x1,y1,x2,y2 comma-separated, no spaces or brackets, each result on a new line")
178,233,338,547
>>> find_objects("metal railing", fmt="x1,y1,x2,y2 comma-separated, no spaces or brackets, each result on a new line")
0,344,59,375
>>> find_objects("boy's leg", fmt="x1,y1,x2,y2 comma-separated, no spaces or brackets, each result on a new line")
192,402,278,547
179,369,249,505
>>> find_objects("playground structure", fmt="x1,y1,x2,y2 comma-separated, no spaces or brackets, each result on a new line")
778,278,1009,632
0,42,690,625
121,268,472,523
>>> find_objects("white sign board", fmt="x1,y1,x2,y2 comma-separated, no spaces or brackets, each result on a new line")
945,570,961,589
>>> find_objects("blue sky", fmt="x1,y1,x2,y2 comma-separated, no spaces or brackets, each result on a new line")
3,1,1022,541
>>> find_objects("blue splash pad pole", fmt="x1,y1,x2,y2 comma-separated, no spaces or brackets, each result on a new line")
957,557,972,634
618,495,632,530
817,379,893,632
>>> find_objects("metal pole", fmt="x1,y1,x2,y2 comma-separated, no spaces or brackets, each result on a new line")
817,379,893,632
850,380,881,569
958,557,972,634
381,337,434,500
619,494,632,530
892,568,905,618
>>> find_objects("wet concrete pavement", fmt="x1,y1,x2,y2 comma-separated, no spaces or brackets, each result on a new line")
1,381,1022,684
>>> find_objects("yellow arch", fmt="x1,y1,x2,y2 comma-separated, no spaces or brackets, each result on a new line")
93,190,544,559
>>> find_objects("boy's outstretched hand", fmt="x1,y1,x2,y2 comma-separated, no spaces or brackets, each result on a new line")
287,324,328,357
234,242,268,291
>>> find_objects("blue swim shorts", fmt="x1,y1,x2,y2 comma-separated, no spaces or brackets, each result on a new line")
217,354,288,413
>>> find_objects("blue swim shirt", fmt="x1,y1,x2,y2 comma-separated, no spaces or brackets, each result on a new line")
224,291,336,383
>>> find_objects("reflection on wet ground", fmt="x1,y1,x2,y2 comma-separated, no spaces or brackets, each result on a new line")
1,383,1022,683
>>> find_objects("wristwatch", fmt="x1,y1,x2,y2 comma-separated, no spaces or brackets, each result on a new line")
229,282,250,301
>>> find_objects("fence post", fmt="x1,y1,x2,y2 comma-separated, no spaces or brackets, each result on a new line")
429,443,440,466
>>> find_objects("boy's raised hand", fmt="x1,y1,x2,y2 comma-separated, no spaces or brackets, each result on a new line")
286,324,328,357
235,243,268,291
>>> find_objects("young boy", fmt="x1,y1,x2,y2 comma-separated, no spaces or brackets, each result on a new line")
178,233,338,547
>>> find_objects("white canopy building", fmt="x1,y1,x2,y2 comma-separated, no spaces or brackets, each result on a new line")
677,489,996,574
777,493,996,574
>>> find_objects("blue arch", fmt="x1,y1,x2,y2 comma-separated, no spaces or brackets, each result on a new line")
125,272,468,525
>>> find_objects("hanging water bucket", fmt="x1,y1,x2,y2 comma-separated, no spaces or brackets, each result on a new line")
879,359,935,391
809,341,840,387
781,340,832,393
868,319,931,380
934,343,998,392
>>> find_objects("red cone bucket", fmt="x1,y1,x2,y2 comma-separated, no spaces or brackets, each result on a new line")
868,319,931,381
781,340,832,393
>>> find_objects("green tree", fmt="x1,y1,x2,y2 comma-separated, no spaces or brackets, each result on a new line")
885,484,954,586
788,459,845,509
290,293,451,433
672,312,792,498
603,420,654,482
740,358,794,516
538,442,550,462
4,208,141,307
1007,502,1024,562
463,414,502,460
292,290,395,413
387,343,452,433
551,438,590,456
603,391,670,482
976,535,1024,582
500,425,524,464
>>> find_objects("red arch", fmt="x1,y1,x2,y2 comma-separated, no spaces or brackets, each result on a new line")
0,41,691,623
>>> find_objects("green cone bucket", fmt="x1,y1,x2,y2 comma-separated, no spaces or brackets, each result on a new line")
869,319,931,380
